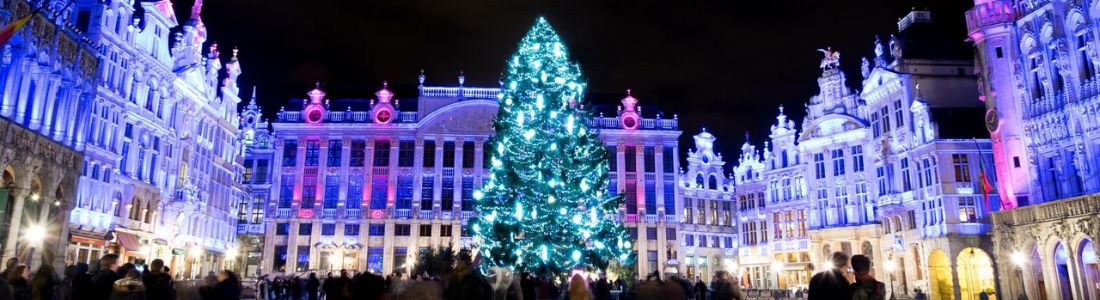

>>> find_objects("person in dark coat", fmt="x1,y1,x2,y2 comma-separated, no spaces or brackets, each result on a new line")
305,273,320,300
7,265,27,300
442,249,491,300
347,272,387,299
30,264,56,300
209,270,242,300
848,255,885,300
694,278,708,300
808,252,851,300
91,254,121,300
520,273,536,300
593,276,612,300
142,259,174,300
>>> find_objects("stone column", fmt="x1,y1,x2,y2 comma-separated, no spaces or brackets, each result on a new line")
2,183,29,264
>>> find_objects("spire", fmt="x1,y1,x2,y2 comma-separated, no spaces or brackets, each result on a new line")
250,86,258,105
376,81,394,103
308,81,325,104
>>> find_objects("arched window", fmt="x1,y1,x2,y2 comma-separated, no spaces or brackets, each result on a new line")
696,174,705,188
709,175,719,190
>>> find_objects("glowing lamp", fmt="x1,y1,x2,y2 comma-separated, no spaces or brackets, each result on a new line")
1010,251,1027,267
885,260,897,273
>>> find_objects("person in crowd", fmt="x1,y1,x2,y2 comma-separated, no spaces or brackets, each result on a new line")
442,249,490,300
520,272,536,300
30,263,56,300
209,270,242,300
913,288,926,300
290,276,302,300
712,271,744,300
92,254,121,300
694,277,708,300
568,273,591,300
7,265,27,300
592,275,611,300
347,272,387,299
61,262,91,300
305,273,320,300
142,259,174,300
808,252,851,300
848,255,885,300
0,258,17,279
109,264,144,300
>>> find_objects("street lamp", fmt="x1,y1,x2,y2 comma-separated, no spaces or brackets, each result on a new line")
25,224,45,246
1011,251,1027,298
885,260,897,300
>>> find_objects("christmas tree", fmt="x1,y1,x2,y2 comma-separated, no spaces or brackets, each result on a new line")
471,17,634,276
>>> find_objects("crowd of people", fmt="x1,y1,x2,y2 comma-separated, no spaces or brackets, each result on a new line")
804,251,962,300
252,249,749,300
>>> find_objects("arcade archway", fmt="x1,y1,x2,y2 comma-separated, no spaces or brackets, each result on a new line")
928,250,954,300
957,247,996,300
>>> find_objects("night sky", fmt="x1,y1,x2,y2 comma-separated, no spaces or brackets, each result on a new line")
176,0,974,165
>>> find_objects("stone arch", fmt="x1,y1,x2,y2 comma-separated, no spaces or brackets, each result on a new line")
1076,237,1100,300
928,249,954,300
957,247,997,300
1053,241,1074,300
708,174,718,190
128,196,143,221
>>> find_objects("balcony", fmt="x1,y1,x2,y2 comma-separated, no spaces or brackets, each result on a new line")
643,214,658,223
418,210,435,220
964,0,1014,35
460,211,477,220
275,208,292,219
393,208,412,219
992,193,1100,226
625,214,638,223
321,208,338,219
344,208,361,219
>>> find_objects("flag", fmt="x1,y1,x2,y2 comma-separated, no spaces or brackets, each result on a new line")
0,14,31,48
980,169,994,210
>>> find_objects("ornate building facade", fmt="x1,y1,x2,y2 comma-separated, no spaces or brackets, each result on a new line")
240,74,716,277
677,130,737,283
724,10,1000,299
968,0,1100,299
0,0,99,272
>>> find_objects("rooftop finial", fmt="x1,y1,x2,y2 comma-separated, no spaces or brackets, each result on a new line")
458,70,465,86
250,86,257,104
418,69,426,86
626,88,632,96
315,81,320,89
383,81,389,89
745,131,750,141
779,104,784,114
232,47,239,58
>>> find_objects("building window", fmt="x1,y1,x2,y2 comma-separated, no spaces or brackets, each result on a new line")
1079,34,1095,79
345,224,360,236
628,228,638,240
952,154,971,182
423,140,436,168
462,141,475,168
419,224,432,237
871,112,881,138
877,167,887,196
398,141,415,167
666,228,676,241
298,223,312,236
959,197,978,223
276,223,289,235
831,149,845,176
350,141,366,167
644,180,657,214
322,224,336,236
852,146,864,172
880,106,891,134
443,142,455,167
894,100,905,128
370,176,387,209
373,140,391,167
305,140,320,166
393,247,407,273
440,225,453,237
923,159,934,187
814,153,826,179
646,228,658,240
327,140,343,166
663,146,675,173
421,176,434,210
255,160,270,183
367,248,383,273
368,224,385,236
663,180,676,213
461,177,475,211
347,175,363,209
397,176,414,209
901,158,912,191
274,246,288,272
324,176,340,208
441,175,455,209
301,175,317,209
608,146,618,171
647,251,658,272
279,175,295,208
395,224,411,236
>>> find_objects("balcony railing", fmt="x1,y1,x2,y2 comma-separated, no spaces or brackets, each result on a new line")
460,211,477,220
419,210,435,220
345,208,361,219
992,193,1100,226
644,214,658,223
321,208,338,219
394,208,412,219
275,208,292,218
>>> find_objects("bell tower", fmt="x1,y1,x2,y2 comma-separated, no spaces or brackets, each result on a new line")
966,0,1033,207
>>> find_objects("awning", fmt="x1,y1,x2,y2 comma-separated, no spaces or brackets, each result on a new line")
114,231,142,252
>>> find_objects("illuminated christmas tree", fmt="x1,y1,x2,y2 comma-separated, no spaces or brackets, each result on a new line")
471,17,634,276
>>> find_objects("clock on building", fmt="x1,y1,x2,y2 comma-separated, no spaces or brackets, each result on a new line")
985,109,999,133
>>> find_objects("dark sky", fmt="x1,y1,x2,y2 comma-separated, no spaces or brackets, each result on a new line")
176,0,974,166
